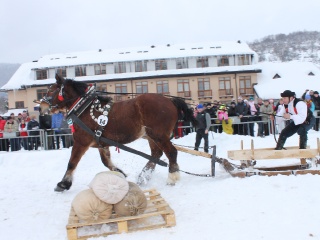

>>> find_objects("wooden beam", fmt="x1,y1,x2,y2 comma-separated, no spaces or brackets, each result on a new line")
228,149,318,160
174,145,211,158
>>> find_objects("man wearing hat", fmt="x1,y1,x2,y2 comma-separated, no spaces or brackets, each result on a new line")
194,104,211,153
274,90,316,150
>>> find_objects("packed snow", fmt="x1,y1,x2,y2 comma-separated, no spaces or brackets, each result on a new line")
0,129,319,240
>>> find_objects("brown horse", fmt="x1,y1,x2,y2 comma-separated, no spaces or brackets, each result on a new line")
40,74,197,191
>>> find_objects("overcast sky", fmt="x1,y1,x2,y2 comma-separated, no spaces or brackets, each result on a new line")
1,0,319,64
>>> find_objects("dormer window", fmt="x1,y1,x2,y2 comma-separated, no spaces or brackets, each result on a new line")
308,72,315,76
273,74,281,79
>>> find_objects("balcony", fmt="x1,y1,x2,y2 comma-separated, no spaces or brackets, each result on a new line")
219,88,234,97
177,91,191,98
198,89,212,99
239,88,254,96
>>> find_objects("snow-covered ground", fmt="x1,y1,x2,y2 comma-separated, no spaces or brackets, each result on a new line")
0,130,319,240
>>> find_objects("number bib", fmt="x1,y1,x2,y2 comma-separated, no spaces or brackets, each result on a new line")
97,115,108,126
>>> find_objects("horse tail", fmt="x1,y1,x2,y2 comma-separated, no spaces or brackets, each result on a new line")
171,97,197,127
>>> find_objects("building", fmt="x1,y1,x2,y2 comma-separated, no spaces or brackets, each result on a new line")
1,41,261,115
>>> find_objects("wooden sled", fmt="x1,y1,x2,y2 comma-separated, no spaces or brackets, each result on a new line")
227,138,320,177
66,189,175,240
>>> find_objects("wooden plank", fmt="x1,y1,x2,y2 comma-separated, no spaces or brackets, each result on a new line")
255,163,309,171
295,170,320,175
228,149,318,160
174,145,211,158
117,221,128,233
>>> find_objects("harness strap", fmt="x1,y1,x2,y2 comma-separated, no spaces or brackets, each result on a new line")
69,113,168,167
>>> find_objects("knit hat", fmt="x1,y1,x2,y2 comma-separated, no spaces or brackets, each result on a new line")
249,96,254,100
231,101,236,105
238,96,243,100
197,104,203,109
314,91,319,94
280,90,295,97
305,95,311,100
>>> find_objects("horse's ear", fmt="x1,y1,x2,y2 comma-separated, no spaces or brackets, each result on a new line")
55,74,65,85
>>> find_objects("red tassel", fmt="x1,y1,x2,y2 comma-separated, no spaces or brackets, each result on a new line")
70,124,75,133
58,94,64,101
115,147,120,153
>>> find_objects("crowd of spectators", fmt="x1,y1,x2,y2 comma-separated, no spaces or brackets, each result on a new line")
178,88,320,138
0,110,73,152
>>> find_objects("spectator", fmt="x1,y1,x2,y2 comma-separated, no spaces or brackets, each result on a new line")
259,99,274,137
19,119,29,150
0,116,9,151
4,116,19,151
52,110,65,149
247,97,259,137
40,113,54,149
275,98,286,134
21,110,31,122
27,115,40,150
235,96,248,135
17,113,22,123
256,98,264,137
194,104,211,153
305,95,315,112
228,101,237,135
312,91,320,131
60,113,73,148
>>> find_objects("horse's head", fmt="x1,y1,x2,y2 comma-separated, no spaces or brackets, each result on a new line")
39,74,86,115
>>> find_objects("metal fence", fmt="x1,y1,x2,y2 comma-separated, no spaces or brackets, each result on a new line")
0,128,74,152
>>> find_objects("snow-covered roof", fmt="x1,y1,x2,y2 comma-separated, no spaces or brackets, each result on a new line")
34,41,255,68
254,61,320,99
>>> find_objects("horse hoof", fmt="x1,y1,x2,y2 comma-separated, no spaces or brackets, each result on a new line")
137,168,154,186
54,185,66,192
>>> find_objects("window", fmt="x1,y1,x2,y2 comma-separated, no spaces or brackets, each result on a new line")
238,55,249,65
176,58,188,69
156,80,169,94
218,56,229,66
114,62,126,73
136,81,148,94
37,89,47,100
239,76,252,95
177,79,190,97
15,101,24,108
219,77,232,95
196,57,208,68
155,59,167,70
75,66,86,76
115,83,127,93
135,61,147,72
36,70,47,80
94,64,106,75
198,78,212,97
55,68,66,77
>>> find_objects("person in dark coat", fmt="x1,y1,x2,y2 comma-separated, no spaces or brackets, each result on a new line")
27,115,40,150
235,96,248,135
39,113,54,149
228,101,238,134
194,104,211,153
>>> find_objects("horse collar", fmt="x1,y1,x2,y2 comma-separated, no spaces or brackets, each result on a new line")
90,99,113,127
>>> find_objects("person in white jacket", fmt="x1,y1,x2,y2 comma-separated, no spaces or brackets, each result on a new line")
275,90,316,150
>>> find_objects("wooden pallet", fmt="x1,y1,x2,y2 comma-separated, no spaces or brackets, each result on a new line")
66,189,176,240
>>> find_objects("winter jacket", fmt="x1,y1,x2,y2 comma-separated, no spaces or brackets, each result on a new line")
259,104,273,122
0,119,6,138
51,113,64,133
235,101,248,116
27,119,40,136
196,111,211,131
19,123,28,136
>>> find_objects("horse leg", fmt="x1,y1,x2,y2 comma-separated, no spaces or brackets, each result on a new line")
158,140,180,185
137,139,163,185
54,141,90,192
98,147,127,177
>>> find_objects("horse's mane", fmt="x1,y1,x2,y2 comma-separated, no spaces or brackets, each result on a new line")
65,79,113,103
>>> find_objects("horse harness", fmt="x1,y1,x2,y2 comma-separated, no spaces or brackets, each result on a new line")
49,84,169,168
